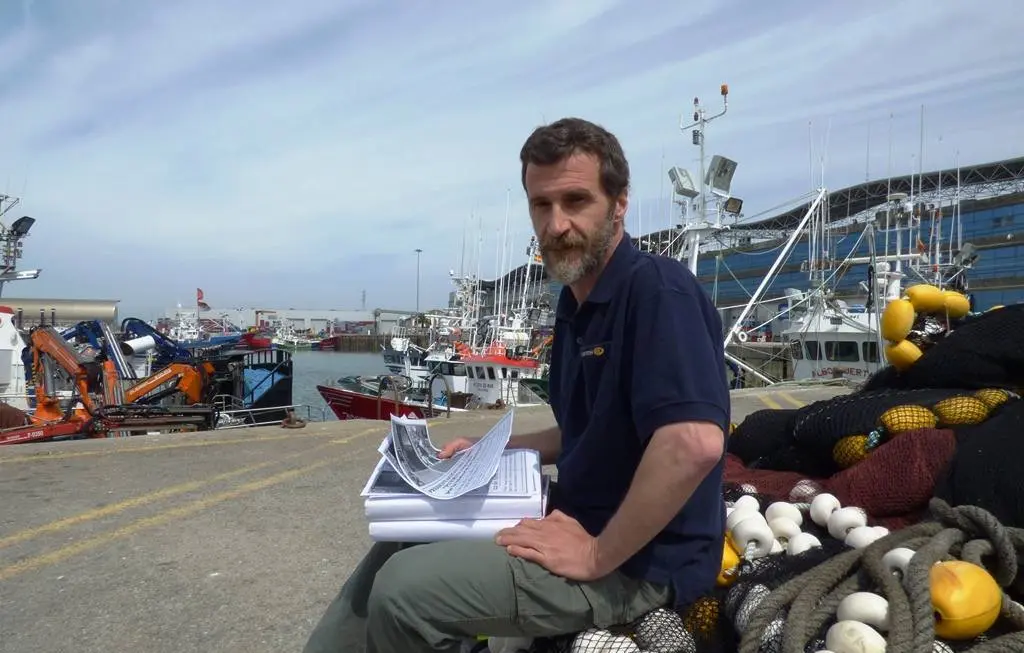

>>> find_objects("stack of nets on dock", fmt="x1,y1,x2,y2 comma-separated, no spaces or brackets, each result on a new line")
502,305,1024,653
727,303,1024,529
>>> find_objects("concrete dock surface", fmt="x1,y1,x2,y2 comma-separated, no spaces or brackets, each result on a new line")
0,383,850,653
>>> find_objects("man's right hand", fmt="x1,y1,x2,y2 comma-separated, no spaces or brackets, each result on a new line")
437,437,477,459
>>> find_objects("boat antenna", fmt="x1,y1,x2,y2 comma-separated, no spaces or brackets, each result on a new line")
0,193,41,298
675,84,730,276
679,84,729,228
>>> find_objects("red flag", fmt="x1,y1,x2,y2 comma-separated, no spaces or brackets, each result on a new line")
197,288,204,302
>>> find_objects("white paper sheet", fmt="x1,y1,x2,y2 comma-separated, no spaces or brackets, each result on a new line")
363,454,548,521
368,518,521,542
378,409,515,500
361,448,541,498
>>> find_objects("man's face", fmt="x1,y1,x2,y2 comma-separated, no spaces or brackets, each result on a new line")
525,152,626,286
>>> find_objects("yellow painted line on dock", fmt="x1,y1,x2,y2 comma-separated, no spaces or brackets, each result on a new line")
757,394,785,410
776,392,806,408
0,428,377,552
0,456,340,582
0,424,386,464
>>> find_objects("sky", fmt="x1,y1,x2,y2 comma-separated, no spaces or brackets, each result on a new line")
1,0,1022,319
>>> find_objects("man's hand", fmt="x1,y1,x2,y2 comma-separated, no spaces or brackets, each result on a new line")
437,437,476,459
495,510,606,581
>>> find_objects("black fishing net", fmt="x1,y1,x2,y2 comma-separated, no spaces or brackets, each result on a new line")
934,398,1024,549
509,499,1024,653
488,306,1024,653
863,303,1024,392
728,408,799,463
729,388,1016,477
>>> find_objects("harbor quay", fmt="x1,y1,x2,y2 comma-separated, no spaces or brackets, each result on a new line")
0,385,848,653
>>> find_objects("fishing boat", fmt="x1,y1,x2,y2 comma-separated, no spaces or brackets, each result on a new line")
649,86,1022,386
317,338,548,421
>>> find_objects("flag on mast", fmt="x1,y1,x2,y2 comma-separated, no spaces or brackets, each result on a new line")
197,288,211,311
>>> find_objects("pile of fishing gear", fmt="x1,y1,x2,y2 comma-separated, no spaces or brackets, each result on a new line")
493,301,1024,653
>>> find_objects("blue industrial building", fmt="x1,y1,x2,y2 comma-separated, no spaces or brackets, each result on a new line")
482,156,1024,323
639,156,1024,316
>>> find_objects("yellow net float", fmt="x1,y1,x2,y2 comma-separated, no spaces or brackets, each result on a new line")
682,596,720,635
879,404,938,433
883,339,924,371
931,395,991,426
847,395,1004,467
832,435,870,469
905,283,947,313
717,534,741,586
833,405,938,468
930,560,1003,640
973,388,1011,409
880,284,971,370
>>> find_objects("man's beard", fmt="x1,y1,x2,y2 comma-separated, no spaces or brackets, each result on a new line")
539,206,617,286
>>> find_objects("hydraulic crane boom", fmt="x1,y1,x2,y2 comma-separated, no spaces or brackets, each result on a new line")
0,326,219,445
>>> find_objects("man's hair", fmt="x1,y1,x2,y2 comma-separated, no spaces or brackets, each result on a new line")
519,117,630,199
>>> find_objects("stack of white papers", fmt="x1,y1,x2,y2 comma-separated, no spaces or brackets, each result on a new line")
361,410,549,542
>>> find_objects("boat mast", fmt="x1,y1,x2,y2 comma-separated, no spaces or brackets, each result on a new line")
0,193,41,299
677,84,729,276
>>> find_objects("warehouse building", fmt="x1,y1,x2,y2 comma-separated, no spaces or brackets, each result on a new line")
162,306,413,335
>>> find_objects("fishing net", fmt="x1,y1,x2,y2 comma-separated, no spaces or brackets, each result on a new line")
728,388,1016,478
487,305,1024,653
863,303,1024,392
506,498,1024,653
934,398,1024,544
728,408,798,464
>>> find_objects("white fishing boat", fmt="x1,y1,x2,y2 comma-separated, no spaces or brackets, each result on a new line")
659,86,1009,386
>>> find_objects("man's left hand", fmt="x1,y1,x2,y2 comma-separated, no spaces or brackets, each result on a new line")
495,510,606,581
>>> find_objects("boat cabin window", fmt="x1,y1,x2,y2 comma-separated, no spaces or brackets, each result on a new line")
824,340,860,362
862,341,879,363
510,369,519,379
439,362,466,376
475,366,486,379
789,341,803,360
804,341,822,360
486,367,496,380
500,367,508,379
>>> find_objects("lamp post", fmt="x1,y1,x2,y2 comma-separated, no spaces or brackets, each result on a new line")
414,248,423,313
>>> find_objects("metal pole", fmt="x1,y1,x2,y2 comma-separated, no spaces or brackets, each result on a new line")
414,248,423,312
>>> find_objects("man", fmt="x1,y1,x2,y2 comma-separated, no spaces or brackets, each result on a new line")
304,117,730,653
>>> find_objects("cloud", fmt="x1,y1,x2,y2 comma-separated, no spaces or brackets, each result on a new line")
1,0,1021,317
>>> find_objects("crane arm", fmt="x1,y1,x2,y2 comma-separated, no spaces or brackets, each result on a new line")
123,362,214,405
30,326,102,416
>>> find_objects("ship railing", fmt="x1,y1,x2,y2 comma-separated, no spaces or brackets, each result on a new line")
421,372,453,420
214,403,327,430
0,392,36,409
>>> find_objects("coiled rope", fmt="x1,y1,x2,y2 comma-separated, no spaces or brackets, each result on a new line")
736,498,1024,653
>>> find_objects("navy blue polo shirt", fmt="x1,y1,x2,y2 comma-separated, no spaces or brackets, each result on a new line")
547,233,729,610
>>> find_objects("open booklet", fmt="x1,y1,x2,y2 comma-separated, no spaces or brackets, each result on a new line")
375,409,515,500
361,409,551,542
361,448,549,520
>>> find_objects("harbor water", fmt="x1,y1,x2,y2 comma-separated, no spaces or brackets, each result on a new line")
289,350,387,420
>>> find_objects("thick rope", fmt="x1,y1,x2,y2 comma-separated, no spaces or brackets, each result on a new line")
733,498,1024,653
860,529,941,653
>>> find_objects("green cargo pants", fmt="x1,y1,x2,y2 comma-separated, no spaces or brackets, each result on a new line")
303,539,672,653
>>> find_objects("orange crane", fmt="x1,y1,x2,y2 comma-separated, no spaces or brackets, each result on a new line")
0,327,218,445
